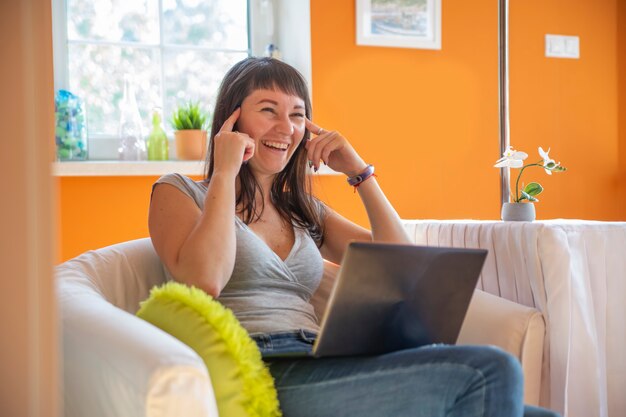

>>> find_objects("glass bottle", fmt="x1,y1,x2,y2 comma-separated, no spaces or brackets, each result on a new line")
118,75,146,160
147,107,169,161
265,43,282,59
55,90,88,161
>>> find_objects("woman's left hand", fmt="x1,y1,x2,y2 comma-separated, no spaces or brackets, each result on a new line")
305,118,367,176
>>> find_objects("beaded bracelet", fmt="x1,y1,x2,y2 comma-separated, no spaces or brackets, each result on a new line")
347,164,376,190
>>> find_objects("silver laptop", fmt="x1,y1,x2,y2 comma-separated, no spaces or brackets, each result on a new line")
267,241,487,358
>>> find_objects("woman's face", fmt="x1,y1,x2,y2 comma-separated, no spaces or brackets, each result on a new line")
236,88,306,176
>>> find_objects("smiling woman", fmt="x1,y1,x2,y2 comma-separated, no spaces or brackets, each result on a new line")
146,57,560,417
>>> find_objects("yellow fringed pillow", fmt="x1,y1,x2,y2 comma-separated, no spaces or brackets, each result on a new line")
137,282,281,417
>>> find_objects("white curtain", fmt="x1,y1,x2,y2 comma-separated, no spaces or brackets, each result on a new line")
402,219,626,417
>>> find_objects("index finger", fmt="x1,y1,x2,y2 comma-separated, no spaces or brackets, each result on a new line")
219,107,241,133
305,118,323,136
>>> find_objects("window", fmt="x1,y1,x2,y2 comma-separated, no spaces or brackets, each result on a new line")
54,0,248,138
52,0,312,161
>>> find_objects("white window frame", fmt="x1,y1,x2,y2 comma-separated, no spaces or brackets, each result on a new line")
51,0,312,162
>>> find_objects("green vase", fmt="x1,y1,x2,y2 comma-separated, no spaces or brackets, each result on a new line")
147,108,169,161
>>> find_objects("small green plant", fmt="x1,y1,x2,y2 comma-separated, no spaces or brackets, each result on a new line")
171,101,209,130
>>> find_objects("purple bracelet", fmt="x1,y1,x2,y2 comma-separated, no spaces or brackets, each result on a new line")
347,164,375,187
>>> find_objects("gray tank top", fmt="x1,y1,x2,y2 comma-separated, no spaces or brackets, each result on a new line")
153,173,325,334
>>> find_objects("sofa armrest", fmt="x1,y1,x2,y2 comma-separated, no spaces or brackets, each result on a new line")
459,289,545,406
58,277,219,417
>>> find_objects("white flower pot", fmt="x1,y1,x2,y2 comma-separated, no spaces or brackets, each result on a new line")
501,202,536,222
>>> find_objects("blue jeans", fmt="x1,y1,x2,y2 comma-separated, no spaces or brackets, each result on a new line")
251,331,560,417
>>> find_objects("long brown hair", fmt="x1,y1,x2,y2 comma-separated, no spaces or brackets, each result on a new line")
205,57,325,245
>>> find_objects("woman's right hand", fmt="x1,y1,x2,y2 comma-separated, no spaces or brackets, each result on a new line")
212,108,255,178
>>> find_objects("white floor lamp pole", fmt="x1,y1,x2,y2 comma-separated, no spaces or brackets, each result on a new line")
499,0,511,206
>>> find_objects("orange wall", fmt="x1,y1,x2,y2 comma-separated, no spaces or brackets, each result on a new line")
58,0,625,261
310,0,500,224
508,0,621,219
58,176,160,260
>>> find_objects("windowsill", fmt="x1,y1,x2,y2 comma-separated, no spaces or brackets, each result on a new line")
52,160,340,177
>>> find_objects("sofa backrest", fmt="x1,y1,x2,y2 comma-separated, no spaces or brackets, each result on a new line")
56,237,342,316
56,238,167,314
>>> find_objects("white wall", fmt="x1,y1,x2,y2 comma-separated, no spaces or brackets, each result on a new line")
249,0,312,90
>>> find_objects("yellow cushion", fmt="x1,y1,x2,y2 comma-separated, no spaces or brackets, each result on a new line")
137,282,281,417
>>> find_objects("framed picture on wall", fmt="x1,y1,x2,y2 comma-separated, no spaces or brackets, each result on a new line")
356,0,442,50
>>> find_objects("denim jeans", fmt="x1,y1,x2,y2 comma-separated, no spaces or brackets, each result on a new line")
251,331,560,417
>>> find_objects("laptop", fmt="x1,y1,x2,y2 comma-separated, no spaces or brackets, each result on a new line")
265,241,487,358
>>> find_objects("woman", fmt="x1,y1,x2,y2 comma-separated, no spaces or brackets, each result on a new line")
149,57,558,417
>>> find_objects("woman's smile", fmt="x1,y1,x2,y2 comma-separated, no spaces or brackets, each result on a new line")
261,140,290,151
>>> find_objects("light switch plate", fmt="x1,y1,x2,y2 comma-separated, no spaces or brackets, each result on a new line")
545,34,580,59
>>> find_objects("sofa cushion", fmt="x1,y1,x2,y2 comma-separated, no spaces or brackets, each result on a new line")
137,282,281,417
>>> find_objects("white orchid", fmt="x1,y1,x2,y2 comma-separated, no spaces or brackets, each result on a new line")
538,147,560,175
494,146,528,168
494,145,567,203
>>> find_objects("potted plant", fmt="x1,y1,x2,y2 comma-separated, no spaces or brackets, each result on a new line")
494,146,567,221
171,102,210,160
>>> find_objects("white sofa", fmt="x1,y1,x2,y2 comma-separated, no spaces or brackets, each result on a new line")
57,237,545,417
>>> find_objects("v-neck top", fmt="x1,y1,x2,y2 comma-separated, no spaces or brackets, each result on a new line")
153,173,325,334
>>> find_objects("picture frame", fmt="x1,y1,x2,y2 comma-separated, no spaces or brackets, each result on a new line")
356,0,442,50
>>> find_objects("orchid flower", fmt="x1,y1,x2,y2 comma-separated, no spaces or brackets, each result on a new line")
538,147,560,175
494,146,528,168
494,145,567,203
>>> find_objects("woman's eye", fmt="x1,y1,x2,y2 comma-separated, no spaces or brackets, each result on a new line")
291,113,305,119
261,107,276,113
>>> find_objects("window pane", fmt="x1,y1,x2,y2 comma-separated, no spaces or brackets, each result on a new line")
68,44,162,135
162,0,248,50
163,50,247,131
67,0,159,43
